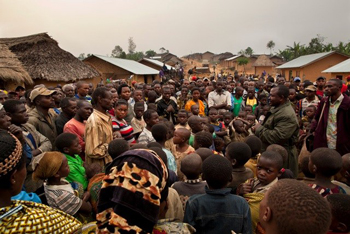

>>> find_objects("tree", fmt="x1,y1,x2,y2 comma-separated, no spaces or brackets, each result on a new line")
267,40,275,54
78,53,86,60
126,51,144,61
111,45,124,58
145,50,156,58
237,57,249,72
128,37,136,54
245,47,254,57
159,47,167,53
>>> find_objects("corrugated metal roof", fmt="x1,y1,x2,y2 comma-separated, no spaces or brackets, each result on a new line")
93,55,159,75
142,58,173,70
225,55,242,61
322,58,350,73
277,51,334,69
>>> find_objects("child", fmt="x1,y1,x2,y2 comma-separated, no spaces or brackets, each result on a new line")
266,144,294,179
244,105,253,115
238,151,283,195
175,109,191,131
138,109,159,145
229,119,249,142
172,128,195,181
332,153,350,194
112,100,136,144
298,156,316,184
195,148,215,162
190,104,199,116
55,133,88,190
259,179,331,234
245,87,257,112
151,123,177,174
176,86,189,110
223,112,234,145
32,152,92,219
184,155,252,234
171,153,207,210
244,135,262,177
185,87,205,116
301,105,316,133
254,93,267,118
213,137,225,155
308,148,346,197
108,138,130,159
258,105,270,124
326,194,350,234
162,119,176,152
225,142,254,193
193,131,213,150
188,115,203,147
238,110,247,120
130,102,146,140
208,108,226,138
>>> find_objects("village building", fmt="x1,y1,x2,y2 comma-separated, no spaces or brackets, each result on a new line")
201,51,215,61
252,55,276,77
277,51,349,82
84,55,159,84
151,52,183,66
322,58,350,80
0,33,99,90
138,58,173,71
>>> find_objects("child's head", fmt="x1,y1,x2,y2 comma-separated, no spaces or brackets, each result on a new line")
202,155,232,189
235,86,244,97
208,108,218,123
300,156,315,178
193,131,213,150
196,148,214,162
244,135,262,158
341,153,350,182
133,89,143,102
190,104,199,116
305,105,316,119
233,119,246,134
173,128,191,145
115,99,128,120
151,123,168,143
181,153,202,180
244,105,253,115
55,133,82,156
134,102,145,119
85,163,102,179
108,139,130,159
143,109,159,128
161,119,175,140
181,86,188,97
327,194,350,233
188,115,203,133
33,152,70,181
177,109,188,125
191,87,200,102
246,114,256,125
223,112,233,126
257,151,283,185
289,88,296,101
309,148,342,178
225,142,251,168
262,105,271,116
238,111,247,119
258,93,267,106
260,179,331,234
213,137,225,153
266,144,288,167
147,91,157,104
247,87,255,99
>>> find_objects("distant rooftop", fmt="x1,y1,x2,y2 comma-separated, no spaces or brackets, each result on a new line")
141,58,173,70
277,51,334,69
322,58,350,73
225,55,243,61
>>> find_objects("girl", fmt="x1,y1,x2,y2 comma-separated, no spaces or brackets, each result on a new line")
112,100,136,144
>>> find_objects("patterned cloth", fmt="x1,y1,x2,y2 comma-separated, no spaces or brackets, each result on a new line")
308,183,346,197
87,173,105,214
0,200,81,233
153,219,196,234
326,94,344,149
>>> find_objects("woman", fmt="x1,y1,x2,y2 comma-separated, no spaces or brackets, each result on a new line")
0,131,82,233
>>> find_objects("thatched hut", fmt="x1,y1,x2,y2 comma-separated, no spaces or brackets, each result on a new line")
252,55,276,76
0,33,100,89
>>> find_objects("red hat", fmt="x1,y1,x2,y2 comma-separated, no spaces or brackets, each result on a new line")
132,81,137,85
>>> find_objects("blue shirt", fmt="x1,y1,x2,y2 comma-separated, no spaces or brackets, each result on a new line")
162,148,177,174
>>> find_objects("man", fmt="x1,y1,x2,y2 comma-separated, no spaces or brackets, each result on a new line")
85,87,113,167
310,79,350,155
117,84,133,124
52,89,63,114
157,87,178,124
208,80,231,112
153,83,162,98
28,87,58,146
62,84,75,98
254,85,299,176
315,76,325,97
15,86,26,98
297,85,320,117
0,91,8,104
75,81,92,101
64,100,93,159
293,77,301,90
55,97,77,135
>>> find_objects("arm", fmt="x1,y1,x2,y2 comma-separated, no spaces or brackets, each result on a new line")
183,199,197,228
33,126,52,154
309,99,325,133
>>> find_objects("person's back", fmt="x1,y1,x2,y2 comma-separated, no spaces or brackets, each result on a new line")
184,155,252,234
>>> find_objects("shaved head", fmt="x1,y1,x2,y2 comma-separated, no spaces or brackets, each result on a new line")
181,153,202,179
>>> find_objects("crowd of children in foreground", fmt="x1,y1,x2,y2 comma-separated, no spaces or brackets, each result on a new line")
0,74,349,234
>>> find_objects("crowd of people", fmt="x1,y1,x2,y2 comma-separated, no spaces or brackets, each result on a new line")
0,72,350,234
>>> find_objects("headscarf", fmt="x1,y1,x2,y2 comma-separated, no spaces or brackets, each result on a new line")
32,152,64,181
96,149,168,234
0,132,22,177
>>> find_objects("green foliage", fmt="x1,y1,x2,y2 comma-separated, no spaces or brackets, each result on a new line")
238,47,254,57
111,45,124,57
145,50,157,58
126,51,144,61
237,57,249,66
267,40,275,54
78,53,85,60
128,37,136,54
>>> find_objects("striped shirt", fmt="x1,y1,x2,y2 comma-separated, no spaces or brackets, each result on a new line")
112,118,136,143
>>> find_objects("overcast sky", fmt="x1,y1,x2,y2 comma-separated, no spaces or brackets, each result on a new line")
1,0,349,57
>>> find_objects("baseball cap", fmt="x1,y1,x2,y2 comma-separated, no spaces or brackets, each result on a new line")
316,76,325,81
29,87,56,102
294,77,301,82
305,85,317,92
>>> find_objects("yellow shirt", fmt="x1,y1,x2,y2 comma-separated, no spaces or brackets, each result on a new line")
185,99,205,116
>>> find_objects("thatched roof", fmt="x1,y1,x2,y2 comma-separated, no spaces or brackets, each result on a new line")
0,43,33,84
0,33,99,82
253,55,275,67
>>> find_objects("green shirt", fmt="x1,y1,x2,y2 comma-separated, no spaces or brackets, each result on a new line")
233,96,243,117
64,153,88,190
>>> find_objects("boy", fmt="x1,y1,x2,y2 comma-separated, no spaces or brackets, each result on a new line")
326,194,350,233
188,115,203,147
184,155,252,234
55,133,88,190
308,148,346,197
172,128,195,181
225,142,254,193
193,131,213,150
244,135,262,177
229,119,249,142
245,87,257,112
208,108,226,137
157,87,178,125
259,179,331,234
190,104,199,116
185,87,205,116
138,109,159,145
195,147,214,162
254,93,267,119
130,102,146,140
266,144,294,179
175,109,191,131
172,153,207,210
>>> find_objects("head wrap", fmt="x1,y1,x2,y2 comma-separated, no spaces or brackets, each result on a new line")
0,132,22,177
97,149,168,233
32,152,64,181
